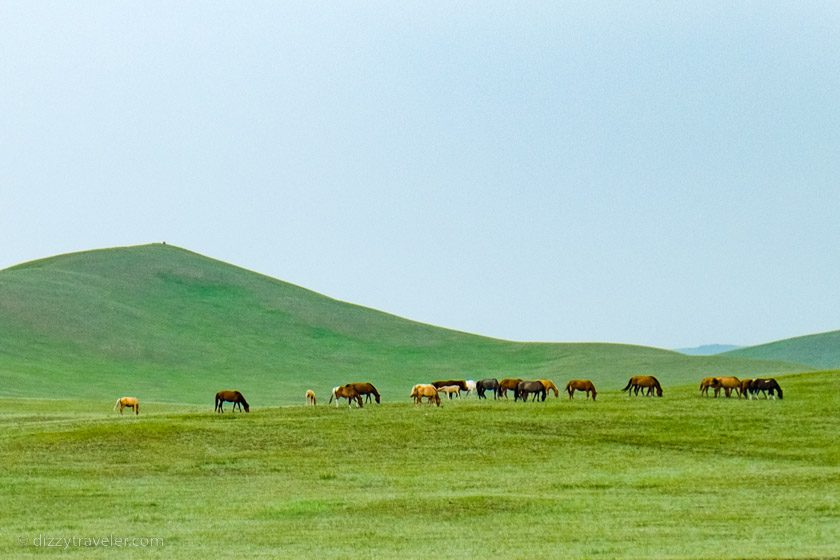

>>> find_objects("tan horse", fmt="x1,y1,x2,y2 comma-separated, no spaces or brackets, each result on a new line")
565,380,597,401
305,389,317,406
622,375,663,397
410,384,440,406
699,377,716,397
437,385,461,399
498,378,523,398
538,379,560,397
114,396,139,415
329,385,363,408
712,376,741,398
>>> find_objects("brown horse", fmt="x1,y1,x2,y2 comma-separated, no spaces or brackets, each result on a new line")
515,381,546,402
538,379,560,397
410,384,440,406
215,390,250,413
498,378,523,398
699,377,716,397
622,376,663,397
305,389,317,406
739,378,753,398
711,376,741,398
565,380,597,401
329,385,364,408
346,382,381,404
114,396,140,415
748,378,783,400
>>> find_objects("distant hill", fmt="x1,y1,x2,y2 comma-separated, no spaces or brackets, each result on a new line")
676,344,742,356
723,330,840,370
0,244,812,404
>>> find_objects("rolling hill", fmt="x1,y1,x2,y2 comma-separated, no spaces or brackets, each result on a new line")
723,329,840,370
0,244,812,404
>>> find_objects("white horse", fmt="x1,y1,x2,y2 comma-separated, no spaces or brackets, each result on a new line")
464,379,476,398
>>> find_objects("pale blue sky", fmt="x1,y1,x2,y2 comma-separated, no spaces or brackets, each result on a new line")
2,2,839,349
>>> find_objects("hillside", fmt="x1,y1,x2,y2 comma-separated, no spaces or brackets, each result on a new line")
723,329,840,370
0,244,811,404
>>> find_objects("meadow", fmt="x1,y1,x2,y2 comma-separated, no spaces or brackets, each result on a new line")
2,372,838,559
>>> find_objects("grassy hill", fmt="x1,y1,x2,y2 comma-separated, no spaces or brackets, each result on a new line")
0,244,811,405
724,329,840,370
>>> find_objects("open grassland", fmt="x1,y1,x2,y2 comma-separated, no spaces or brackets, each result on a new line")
2,372,838,559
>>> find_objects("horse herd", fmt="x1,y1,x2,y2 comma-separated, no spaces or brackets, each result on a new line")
111,374,784,415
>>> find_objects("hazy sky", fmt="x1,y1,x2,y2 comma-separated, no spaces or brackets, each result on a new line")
3,2,839,349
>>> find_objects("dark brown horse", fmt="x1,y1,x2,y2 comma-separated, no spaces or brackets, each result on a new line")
476,378,500,400
515,381,546,402
215,390,250,413
621,376,663,397
748,378,783,400
498,378,523,398
565,380,597,401
346,382,381,404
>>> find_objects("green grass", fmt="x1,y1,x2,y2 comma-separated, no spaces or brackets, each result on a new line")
2,372,838,559
725,330,840,370
0,244,812,405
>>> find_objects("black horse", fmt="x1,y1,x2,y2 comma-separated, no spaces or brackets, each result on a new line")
515,381,546,402
476,378,500,400
748,378,783,400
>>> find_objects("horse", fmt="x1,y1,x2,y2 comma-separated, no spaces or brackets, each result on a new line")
410,384,440,406
621,376,663,397
432,380,467,399
699,377,716,397
215,390,250,413
711,376,741,398
538,379,560,397
329,385,364,408
305,389,317,406
114,396,140,415
515,381,546,402
565,380,597,401
476,378,500,400
739,378,753,398
464,379,477,397
498,378,523,399
346,382,381,404
748,378,783,400
437,385,461,399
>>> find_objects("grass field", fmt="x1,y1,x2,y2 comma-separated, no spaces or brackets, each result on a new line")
2,371,838,559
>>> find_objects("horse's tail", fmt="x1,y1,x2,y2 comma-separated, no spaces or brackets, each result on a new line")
621,379,633,392
135,402,140,415
113,398,121,411
774,382,783,399
328,390,335,404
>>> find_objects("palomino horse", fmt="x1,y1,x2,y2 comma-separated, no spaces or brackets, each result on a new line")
565,380,597,401
305,389,317,406
437,385,461,399
699,377,716,397
329,385,364,408
215,390,250,413
515,381,546,402
498,378,523,398
748,378,783,400
114,396,140,415
410,384,440,406
622,376,663,397
432,380,467,399
711,376,741,398
346,382,380,404
538,379,560,397
476,378,499,399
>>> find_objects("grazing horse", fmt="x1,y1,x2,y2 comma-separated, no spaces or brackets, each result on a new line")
215,390,250,413
711,376,741,398
498,378,523,399
476,378,500,400
410,384,440,406
432,380,467,399
699,377,716,397
515,381,547,402
739,378,753,398
329,385,364,408
565,380,597,401
346,382,381,404
748,378,783,400
114,396,140,415
538,379,560,398
464,379,477,398
622,376,663,397
437,385,461,399
305,389,317,406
